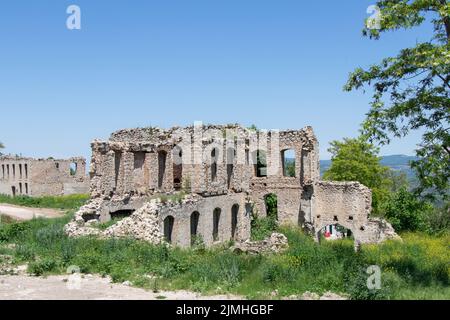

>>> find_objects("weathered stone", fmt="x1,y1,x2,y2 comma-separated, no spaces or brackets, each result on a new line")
64,124,399,248
0,156,89,197
231,233,289,255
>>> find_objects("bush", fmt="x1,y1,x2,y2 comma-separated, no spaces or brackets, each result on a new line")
251,216,277,241
382,188,432,232
28,258,58,276
426,205,450,235
0,223,27,242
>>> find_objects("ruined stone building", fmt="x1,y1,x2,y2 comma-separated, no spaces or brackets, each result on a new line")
0,156,89,197
65,124,397,248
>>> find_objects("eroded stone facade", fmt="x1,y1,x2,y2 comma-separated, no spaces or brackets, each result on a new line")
65,124,398,248
0,156,89,197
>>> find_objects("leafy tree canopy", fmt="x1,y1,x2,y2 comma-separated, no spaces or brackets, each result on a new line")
345,0,450,199
383,187,433,232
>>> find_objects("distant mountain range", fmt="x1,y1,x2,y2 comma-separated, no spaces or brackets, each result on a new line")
320,155,418,181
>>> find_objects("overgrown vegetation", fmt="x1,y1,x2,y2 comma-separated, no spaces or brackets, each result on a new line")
0,214,448,300
0,194,89,210
382,187,433,233
251,195,278,241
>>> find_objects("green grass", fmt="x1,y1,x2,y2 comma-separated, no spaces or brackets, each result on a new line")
0,194,89,210
0,211,448,300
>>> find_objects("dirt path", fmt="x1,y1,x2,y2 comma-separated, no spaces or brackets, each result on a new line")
0,274,241,300
0,204,64,221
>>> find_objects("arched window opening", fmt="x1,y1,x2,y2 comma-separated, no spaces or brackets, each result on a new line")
213,208,221,241
231,204,239,240
264,193,278,221
158,151,167,189
319,224,353,241
253,150,267,177
164,216,175,244
211,148,219,182
70,162,77,176
190,211,200,245
282,149,296,177
173,147,183,191
227,148,235,189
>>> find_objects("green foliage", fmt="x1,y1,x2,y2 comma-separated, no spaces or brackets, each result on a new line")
323,137,392,214
28,258,58,276
426,204,450,235
284,160,296,177
0,215,448,299
382,187,433,232
251,216,278,241
345,0,450,199
251,195,278,240
383,188,433,232
0,194,89,210
386,170,410,192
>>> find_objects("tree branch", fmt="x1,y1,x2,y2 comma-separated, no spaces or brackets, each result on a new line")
439,0,450,43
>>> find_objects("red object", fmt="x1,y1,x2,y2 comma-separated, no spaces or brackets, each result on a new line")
325,231,331,238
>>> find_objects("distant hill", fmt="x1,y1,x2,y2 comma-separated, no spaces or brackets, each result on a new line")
320,154,418,182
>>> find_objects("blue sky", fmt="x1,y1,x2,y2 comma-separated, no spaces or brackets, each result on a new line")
0,0,433,161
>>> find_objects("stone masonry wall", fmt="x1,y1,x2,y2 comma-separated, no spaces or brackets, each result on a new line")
66,124,398,248
0,156,89,197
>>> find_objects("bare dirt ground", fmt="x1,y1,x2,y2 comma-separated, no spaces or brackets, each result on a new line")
0,204,64,221
0,274,242,300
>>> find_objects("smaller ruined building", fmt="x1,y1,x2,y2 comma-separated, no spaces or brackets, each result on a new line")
0,156,89,197
65,124,398,248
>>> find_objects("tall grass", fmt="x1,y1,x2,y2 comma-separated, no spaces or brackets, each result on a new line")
0,215,448,300
0,194,89,210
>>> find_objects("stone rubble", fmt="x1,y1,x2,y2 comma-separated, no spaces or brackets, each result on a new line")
103,201,164,244
231,233,289,255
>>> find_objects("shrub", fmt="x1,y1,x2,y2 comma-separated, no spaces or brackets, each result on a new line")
28,258,58,276
0,223,27,242
426,205,450,235
382,188,432,232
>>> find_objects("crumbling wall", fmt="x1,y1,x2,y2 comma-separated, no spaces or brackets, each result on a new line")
312,181,399,246
0,156,89,197
66,124,397,248
66,193,251,248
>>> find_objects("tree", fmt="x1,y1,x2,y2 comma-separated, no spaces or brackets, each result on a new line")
382,187,433,232
345,0,450,200
0,142,4,155
284,159,296,177
385,170,410,192
323,137,392,214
